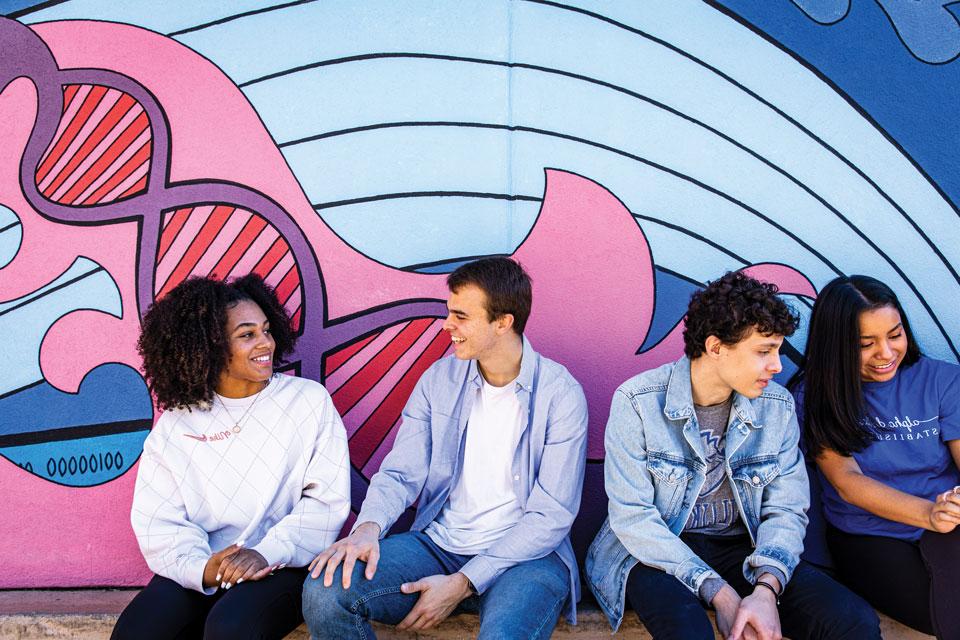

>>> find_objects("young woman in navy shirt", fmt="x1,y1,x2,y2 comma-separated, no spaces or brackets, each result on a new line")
792,275,960,639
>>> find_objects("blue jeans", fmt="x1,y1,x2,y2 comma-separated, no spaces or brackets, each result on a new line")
301,531,568,640
625,533,881,640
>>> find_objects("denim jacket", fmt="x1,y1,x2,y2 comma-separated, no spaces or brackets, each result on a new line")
585,357,809,631
355,337,589,623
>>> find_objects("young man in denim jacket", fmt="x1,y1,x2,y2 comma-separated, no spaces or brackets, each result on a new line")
586,272,879,640
301,257,588,639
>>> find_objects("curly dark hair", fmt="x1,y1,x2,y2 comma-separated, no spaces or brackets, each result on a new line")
137,273,296,411
683,271,799,358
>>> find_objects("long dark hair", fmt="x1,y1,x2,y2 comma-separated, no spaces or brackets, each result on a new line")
137,274,296,411
789,275,920,457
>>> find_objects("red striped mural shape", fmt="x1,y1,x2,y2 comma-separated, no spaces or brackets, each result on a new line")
155,205,303,330
35,84,151,205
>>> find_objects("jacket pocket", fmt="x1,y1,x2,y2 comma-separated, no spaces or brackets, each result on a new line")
647,452,693,521
730,456,780,523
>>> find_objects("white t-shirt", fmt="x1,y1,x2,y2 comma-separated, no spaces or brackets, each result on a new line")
131,374,350,593
426,377,525,554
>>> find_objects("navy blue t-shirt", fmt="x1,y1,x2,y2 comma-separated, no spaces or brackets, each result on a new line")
795,357,960,541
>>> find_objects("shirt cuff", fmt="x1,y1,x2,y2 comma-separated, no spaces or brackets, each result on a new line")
352,510,391,539
458,555,498,594
184,554,216,595
251,536,290,568
699,577,727,605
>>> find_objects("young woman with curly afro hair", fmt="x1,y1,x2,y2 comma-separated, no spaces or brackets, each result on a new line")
112,274,350,640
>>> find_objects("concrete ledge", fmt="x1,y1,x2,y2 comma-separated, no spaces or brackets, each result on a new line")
0,590,933,639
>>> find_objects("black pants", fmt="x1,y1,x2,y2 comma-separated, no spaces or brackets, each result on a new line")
625,533,881,640
827,524,960,639
111,568,307,640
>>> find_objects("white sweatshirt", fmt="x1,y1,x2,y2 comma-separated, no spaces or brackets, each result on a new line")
131,374,350,593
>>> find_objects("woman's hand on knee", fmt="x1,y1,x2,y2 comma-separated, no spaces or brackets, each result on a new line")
216,549,269,589
203,544,243,588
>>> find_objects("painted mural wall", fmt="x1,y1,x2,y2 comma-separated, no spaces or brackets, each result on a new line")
1,0,957,588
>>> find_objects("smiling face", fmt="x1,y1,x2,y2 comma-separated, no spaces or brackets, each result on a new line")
442,283,509,362
217,299,275,398
858,305,908,383
713,328,785,400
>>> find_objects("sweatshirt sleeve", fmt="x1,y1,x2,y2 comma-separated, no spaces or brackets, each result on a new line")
130,419,214,594
252,388,351,567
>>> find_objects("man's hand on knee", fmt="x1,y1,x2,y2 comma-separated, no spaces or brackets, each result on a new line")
307,521,381,589
396,572,472,632
728,582,780,640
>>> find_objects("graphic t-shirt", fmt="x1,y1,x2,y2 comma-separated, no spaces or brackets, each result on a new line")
684,398,746,535
799,357,960,541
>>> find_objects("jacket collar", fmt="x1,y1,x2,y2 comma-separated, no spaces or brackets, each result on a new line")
663,356,760,428
467,335,536,393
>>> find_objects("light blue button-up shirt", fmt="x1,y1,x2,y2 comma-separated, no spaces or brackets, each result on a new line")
355,336,589,623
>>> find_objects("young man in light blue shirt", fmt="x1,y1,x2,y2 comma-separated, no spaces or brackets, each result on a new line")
302,257,588,639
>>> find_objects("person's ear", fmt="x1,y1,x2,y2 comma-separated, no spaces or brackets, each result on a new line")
704,335,723,359
495,313,515,335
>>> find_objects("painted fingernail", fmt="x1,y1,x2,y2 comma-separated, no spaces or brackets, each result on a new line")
225,583,232,589
216,574,221,581
237,578,244,584
220,582,225,589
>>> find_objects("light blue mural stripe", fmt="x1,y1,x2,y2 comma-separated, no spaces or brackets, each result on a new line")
18,0,280,35
318,197,541,269
243,57,511,146
0,257,122,396
0,204,21,268
284,126,512,208
175,0,511,86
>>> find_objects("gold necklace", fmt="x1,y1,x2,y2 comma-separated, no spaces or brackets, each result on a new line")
218,377,271,434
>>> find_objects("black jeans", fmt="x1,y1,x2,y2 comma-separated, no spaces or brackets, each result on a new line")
625,533,881,640
111,568,307,640
827,524,960,639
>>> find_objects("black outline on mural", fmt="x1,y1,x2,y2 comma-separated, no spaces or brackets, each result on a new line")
873,0,960,66
788,0,851,26
316,191,541,210
402,253,511,274
4,0,69,19
0,257,124,403
166,0,319,38
0,360,152,489
637,264,815,360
